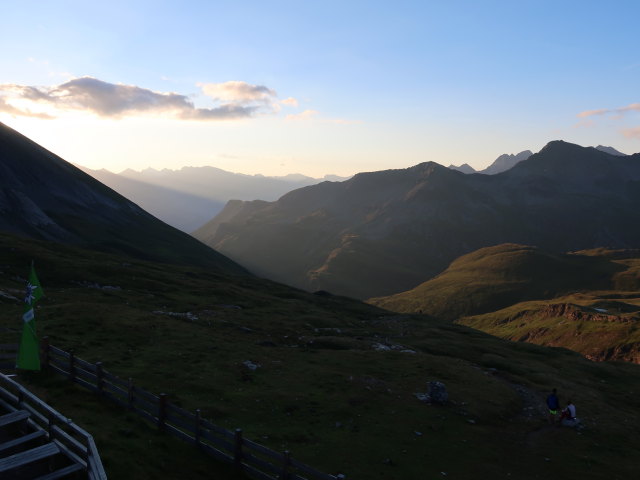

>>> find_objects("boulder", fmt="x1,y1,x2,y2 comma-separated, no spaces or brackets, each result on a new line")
428,381,449,405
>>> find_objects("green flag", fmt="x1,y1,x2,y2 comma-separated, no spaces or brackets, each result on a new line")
16,264,43,370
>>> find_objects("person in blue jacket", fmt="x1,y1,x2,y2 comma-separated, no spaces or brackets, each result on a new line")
546,388,560,424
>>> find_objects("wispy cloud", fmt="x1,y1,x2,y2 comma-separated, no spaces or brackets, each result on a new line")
286,109,319,121
622,127,640,139
199,81,276,105
0,77,283,121
281,97,299,107
577,102,640,118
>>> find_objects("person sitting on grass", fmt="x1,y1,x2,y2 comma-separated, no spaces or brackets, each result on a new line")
559,400,579,426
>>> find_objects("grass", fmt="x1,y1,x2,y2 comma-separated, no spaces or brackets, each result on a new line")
369,244,640,362
458,294,640,362
368,244,628,319
2,233,640,479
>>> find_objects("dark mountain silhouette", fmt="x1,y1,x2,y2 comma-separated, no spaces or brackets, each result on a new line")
91,166,350,232
194,141,640,299
448,150,532,175
0,122,246,274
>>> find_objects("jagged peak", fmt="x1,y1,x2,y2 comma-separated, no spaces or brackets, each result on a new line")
594,145,628,156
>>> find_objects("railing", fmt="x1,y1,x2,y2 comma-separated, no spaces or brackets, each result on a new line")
42,339,343,480
0,371,107,480
0,343,18,371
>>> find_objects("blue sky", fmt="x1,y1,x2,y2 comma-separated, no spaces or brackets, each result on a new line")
1,1,639,176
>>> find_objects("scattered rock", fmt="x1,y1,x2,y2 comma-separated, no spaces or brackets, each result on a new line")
414,392,431,403
414,431,423,436
242,360,261,371
314,327,342,334
427,381,449,405
74,280,121,290
152,310,199,321
372,342,416,353
0,290,19,301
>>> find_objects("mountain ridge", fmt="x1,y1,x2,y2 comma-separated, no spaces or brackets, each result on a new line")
0,122,246,274
195,140,640,298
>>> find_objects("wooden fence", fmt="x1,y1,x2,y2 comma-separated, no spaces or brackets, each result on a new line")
40,338,343,480
0,370,107,480
0,343,18,371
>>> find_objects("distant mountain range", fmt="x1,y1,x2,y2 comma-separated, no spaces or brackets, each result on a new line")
449,145,627,175
82,166,350,232
194,141,640,299
0,122,246,274
449,150,533,174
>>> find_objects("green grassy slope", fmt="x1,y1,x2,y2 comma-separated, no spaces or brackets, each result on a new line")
457,294,640,363
368,244,623,319
2,233,640,479
369,244,640,363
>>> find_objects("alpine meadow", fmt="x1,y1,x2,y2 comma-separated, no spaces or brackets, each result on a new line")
2,2,640,480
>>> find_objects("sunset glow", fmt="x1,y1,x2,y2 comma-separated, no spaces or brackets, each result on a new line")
1,1,639,176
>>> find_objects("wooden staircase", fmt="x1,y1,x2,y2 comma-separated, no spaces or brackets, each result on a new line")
0,373,106,479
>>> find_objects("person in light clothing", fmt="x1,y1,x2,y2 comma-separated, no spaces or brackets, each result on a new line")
560,400,579,427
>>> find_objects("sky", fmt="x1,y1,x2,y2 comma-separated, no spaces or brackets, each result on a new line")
1,0,639,177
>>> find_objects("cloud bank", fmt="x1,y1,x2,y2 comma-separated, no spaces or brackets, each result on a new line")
0,77,290,121
578,103,640,118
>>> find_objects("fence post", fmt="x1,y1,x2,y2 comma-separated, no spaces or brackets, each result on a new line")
69,350,76,381
280,450,291,480
41,336,49,369
128,378,134,410
96,362,104,393
234,429,243,469
195,409,201,447
48,412,55,440
158,393,167,431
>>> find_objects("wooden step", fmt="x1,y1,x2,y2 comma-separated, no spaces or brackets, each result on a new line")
0,429,47,454
0,442,60,473
0,410,30,428
34,462,85,480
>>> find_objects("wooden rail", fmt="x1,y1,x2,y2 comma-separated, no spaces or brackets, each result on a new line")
40,339,343,480
0,343,18,371
0,371,107,480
